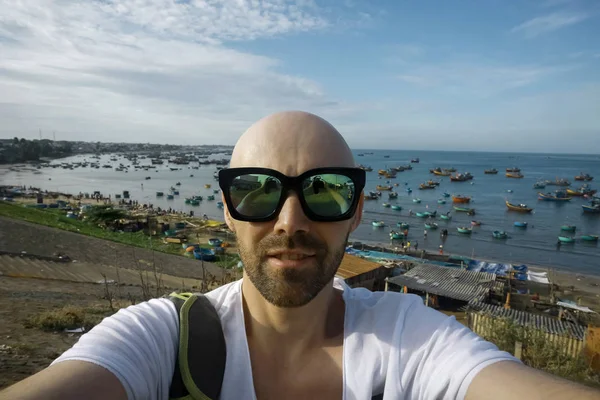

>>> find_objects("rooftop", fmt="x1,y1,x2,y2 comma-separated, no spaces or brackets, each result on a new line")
336,253,382,280
387,264,497,303
469,301,586,340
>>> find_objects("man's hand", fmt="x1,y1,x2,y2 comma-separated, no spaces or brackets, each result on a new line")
0,361,127,400
467,361,600,400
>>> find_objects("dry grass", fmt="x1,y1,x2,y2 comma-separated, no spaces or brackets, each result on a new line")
24,305,118,332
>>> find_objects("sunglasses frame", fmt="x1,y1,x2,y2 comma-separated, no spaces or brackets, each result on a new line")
218,167,366,222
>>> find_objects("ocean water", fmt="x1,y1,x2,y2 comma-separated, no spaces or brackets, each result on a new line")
2,150,600,274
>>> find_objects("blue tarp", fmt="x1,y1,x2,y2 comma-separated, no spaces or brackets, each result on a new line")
466,260,511,276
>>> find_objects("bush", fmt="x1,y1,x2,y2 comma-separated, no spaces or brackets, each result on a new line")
478,316,600,387
25,305,114,332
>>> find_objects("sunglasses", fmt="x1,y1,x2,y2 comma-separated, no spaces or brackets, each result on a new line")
218,167,366,222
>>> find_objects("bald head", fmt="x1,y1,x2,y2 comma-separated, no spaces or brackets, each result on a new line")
230,111,355,176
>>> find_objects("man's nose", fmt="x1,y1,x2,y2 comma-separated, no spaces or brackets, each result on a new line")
273,192,311,236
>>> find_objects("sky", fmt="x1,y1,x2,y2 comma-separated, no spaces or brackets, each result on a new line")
0,0,599,153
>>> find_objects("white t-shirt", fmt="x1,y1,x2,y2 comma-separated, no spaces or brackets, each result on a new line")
52,278,517,400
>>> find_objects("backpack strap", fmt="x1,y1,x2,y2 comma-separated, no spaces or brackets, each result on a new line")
167,292,227,400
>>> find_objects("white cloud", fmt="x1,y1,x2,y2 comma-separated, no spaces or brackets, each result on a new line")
395,62,572,97
0,0,364,143
511,12,589,38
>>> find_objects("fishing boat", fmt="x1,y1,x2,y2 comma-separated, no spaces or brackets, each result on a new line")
545,178,571,187
372,221,385,227
189,200,200,206
204,184,212,188
430,167,452,176
560,225,576,232
376,185,393,191
558,236,575,244
443,192,451,198
175,182,181,186
390,231,405,240
412,198,421,203
450,172,473,182
416,211,429,218
406,188,412,193
533,181,546,189
454,206,475,215
506,167,521,173
391,205,402,211
457,227,472,234
437,199,446,204
493,230,508,239
574,173,593,182
484,168,498,174
506,172,524,178
452,195,471,204
411,158,420,163
193,248,216,261
566,185,597,197
358,165,373,172
397,222,410,229
514,221,527,228
424,222,438,230
471,220,482,226
582,198,600,213
419,183,437,190
382,203,391,208
364,191,379,200
216,201,224,209
388,192,398,199
166,194,174,200
440,213,452,220
537,190,572,202
580,235,599,242
208,238,223,246
505,201,533,213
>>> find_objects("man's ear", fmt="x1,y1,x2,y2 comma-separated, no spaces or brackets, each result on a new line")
222,193,236,232
350,193,364,232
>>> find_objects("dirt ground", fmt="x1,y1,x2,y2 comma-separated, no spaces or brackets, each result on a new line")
0,276,146,388
0,217,233,389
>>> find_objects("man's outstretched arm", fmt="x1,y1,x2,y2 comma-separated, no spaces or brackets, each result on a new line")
0,361,127,400
466,361,600,400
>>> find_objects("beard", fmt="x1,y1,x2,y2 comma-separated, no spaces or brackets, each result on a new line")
238,231,348,308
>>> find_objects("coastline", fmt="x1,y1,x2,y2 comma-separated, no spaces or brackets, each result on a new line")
3,185,600,310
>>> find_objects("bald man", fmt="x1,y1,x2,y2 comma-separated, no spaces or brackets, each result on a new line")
3,112,598,400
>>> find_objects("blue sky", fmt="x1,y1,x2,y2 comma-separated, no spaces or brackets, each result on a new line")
0,0,598,153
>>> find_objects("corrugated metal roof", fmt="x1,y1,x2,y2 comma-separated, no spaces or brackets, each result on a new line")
469,301,586,340
336,253,382,279
387,264,496,302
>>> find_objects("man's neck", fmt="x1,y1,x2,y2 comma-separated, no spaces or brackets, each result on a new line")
241,276,345,359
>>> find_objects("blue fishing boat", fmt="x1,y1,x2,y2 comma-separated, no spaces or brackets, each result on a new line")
372,221,385,228
493,230,508,239
514,221,527,228
397,222,410,230
193,248,216,261
582,198,600,214
391,205,402,211
412,198,421,203
560,225,576,232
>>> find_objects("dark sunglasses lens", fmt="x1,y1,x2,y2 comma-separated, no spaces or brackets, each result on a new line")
228,174,282,218
303,174,356,217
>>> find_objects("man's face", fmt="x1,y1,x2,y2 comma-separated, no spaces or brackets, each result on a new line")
233,202,357,307
224,114,362,307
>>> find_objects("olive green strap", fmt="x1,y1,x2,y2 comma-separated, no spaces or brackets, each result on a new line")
168,292,226,400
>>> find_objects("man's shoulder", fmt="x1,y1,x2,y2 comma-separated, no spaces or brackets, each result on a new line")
203,279,243,315
344,285,426,328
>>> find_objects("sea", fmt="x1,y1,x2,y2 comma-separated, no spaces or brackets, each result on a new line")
2,150,599,275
